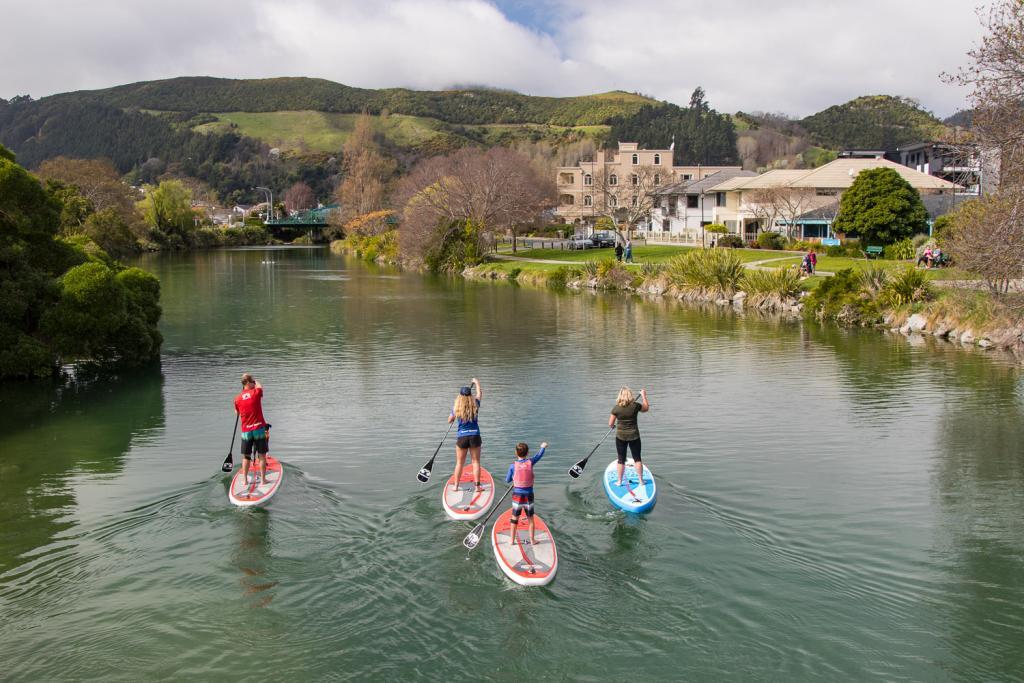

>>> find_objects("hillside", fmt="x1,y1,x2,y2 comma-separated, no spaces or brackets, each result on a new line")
51,76,656,127
800,95,947,150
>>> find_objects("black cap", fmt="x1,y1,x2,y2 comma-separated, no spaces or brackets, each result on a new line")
459,386,472,396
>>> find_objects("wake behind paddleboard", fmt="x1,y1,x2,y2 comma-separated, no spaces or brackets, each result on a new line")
491,508,557,586
442,467,494,521
229,455,284,508
603,459,656,514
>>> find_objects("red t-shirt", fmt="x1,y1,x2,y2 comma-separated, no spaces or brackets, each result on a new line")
234,386,267,433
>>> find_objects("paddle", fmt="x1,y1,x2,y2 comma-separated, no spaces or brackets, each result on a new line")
222,413,240,473
417,421,454,483
463,483,515,551
567,426,614,479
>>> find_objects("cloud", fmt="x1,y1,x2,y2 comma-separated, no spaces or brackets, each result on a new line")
0,0,983,117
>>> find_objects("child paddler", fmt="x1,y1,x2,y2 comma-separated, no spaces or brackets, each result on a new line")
504,442,548,545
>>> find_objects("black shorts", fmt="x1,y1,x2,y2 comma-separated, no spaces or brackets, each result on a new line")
456,434,482,449
242,437,269,457
615,437,641,464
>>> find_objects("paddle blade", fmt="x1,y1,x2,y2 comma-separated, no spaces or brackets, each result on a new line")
417,467,431,483
568,461,586,479
463,524,484,550
222,455,234,473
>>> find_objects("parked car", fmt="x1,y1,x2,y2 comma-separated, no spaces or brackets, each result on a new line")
567,234,594,250
590,231,618,248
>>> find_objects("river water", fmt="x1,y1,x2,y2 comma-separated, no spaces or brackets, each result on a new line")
1,246,1023,681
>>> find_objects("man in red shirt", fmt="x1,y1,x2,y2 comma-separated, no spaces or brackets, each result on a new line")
234,373,270,485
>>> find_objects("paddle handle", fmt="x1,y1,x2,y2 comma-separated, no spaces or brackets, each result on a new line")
228,413,239,455
582,426,615,466
429,420,455,466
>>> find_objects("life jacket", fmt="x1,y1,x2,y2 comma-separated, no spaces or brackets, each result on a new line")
513,458,534,488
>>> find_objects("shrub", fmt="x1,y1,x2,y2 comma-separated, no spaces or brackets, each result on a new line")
741,267,804,298
803,268,881,324
826,245,847,257
705,224,728,235
718,235,744,248
858,265,890,295
912,233,931,248
640,261,665,278
883,238,915,260
757,231,786,250
583,260,599,277
507,267,522,281
882,266,932,307
595,258,631,288
666,248,745,295
546,265,579,289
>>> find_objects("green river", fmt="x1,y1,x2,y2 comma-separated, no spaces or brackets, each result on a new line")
1,246,1022,681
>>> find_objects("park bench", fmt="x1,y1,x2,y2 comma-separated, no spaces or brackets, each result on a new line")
865,246,884,259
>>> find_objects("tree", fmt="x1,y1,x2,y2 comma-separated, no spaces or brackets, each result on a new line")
335,114,396,227
588,162,665,243
36,157,140,217
746,186,815,239
283,181,316,213
138,180,194,244
942,194,1024,295
832,168,927,245
396,147,554,269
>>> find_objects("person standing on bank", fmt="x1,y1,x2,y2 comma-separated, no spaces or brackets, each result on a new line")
448,378,484,491
625,239,633,263
234,373,271,485
609,387,649,486
614,241,624,261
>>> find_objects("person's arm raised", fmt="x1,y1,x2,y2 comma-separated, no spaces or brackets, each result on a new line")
472,377,483,401
639,389,650,412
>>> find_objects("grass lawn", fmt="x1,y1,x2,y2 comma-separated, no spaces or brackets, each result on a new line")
764,255,976,281
508,245,792,265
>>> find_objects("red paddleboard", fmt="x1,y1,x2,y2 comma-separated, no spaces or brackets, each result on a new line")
228,456,284,508
441,467,494,521
491,508,557,586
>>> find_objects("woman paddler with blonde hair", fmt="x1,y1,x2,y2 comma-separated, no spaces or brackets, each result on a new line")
448,377,484,491
609,386,649,486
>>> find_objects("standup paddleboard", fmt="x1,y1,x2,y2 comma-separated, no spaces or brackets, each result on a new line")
442,467,494,521
491,508,557,586
603,459,656,514
229,456,284,508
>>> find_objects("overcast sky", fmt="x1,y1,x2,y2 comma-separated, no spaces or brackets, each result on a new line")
0,0,985,117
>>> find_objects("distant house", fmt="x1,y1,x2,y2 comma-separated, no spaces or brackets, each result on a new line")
649,169,756,238
707,157,961,241
895,142,987,196
555,141,741,228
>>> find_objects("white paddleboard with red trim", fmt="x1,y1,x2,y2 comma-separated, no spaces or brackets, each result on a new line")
228,456,284,507
441,467,494,521
491,508,557,586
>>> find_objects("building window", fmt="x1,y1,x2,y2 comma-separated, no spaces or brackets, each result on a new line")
583,195,592,206
682,174,692,181
816,189,838,197
631,174,639,186
686,195,699,209
654,174,661,184
609,174,618,186
584,174,592,186
631,154,639,165
654,153,661,165
559,194,574,206
609,195,617,207
631,196,638,207
716,192,726,207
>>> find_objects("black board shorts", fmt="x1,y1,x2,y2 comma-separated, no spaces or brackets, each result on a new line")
615,437,641,464
456,434,483,449
242,437,269,457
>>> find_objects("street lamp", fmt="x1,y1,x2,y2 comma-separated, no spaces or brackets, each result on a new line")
255,186,273,222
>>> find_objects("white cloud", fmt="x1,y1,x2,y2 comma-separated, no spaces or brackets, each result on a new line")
0,0,984,117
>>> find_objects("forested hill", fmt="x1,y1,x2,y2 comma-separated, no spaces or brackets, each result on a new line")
800,95,947,150
39,76,656,126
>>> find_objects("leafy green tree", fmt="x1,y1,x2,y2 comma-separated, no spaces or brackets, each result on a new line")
0,144,162,378
833,168,928,245
138,180,193,242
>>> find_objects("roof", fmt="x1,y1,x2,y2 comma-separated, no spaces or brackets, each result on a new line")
655,169,755,196
792,191,968,223
790,158,960,190
706,169,806,191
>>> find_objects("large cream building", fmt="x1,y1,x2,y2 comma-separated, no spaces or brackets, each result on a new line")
555,142,740,227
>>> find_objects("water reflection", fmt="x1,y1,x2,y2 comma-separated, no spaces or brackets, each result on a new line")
0,368,165,574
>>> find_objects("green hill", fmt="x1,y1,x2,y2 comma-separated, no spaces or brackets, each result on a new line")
800,95,947,150
56,76,655,126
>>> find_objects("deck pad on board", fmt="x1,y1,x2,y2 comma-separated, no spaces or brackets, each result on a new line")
603,459,656,514
491,508,557,586
229,455,284,508
441,467,494,521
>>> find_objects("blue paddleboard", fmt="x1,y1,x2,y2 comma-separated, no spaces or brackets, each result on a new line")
603,460,656,513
